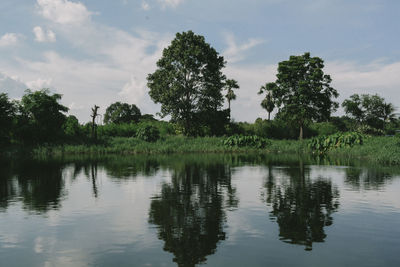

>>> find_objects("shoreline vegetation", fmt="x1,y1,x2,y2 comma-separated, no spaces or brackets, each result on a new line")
27,135,400,166
1,31,399,167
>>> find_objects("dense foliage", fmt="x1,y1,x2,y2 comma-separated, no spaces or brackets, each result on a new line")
103,102,141,124
18,89,68,145
309,132,364,154
0,93,16,146
342,94,395,130
223,135,270,148
136,125,160,142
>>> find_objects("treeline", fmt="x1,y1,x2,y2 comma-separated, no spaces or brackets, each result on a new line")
0,88,398,149
0,30,399,149
0,90,174,147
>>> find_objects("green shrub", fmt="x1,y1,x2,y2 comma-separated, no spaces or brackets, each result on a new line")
355,125,384,136
136,125,160,142
309,132,364,153
310,122,339,136
223,135,270,148
98,123,137,137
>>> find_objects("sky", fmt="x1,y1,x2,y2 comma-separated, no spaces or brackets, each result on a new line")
0,0,399,122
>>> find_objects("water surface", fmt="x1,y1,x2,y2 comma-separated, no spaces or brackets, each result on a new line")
1,154,399,266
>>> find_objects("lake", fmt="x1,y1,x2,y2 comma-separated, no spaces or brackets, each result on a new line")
1,154,399,266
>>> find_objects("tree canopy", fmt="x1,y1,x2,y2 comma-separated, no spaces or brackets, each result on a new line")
103,102,141,124
18,89,68,144
259,83,276,121
265,52,339,139
224,79,239,119
0,93,16,146
147,31,227,135
342,93,395,130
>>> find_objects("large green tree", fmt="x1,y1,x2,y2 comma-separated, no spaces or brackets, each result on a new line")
342,93,395,130
103,101,141,124
266,53,339,139
18,89,68,144
147,31,226,135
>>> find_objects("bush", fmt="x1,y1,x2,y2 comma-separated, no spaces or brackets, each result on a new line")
355,125,384,136
310,122,339,136
223,135,270,148
136,125,160,142
246,119,313,139
309,132,364,153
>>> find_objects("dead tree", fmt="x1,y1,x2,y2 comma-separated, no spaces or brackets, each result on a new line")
91,105,100,140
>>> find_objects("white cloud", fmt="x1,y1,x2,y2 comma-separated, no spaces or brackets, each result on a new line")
158,0,184,8
119,76,147,104
34,237,44,253
224,63,277,121
0,72,27,98
326,60,400,113
142,1,150,10
36,0,92,25
68,102,85,111
223,33,265,63
4,23,169,121
26,77,53,89
0,33,21,47
33,26,56,42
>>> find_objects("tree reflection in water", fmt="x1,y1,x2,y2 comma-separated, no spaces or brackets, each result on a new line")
344,167,393,191
149,162,237,267
263,163,340,251
0,158,66,213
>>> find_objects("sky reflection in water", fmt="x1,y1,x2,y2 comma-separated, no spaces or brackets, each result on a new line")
0,154,399,267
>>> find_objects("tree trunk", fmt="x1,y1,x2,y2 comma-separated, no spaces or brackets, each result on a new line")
228,100,231,120
268,112,271,121
299,124,304,140
91,163,98,198
91,105,99,140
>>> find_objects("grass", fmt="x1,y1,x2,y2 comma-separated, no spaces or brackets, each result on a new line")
33,136,262,156
326,136,400,165
31,135,400,166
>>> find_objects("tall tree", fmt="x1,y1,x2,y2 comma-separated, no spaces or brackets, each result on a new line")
259,83,276,121
103,102,141,124
266,53,339,140
224,79,239,119
147,31,226,135
342,93,395,130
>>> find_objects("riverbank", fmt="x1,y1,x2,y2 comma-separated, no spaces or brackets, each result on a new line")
325,136,400,165
29,135,400,165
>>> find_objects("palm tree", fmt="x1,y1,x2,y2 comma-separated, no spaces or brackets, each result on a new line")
259,83,276,121
382,103,395,122
261,92,275,121
224,79,239,119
